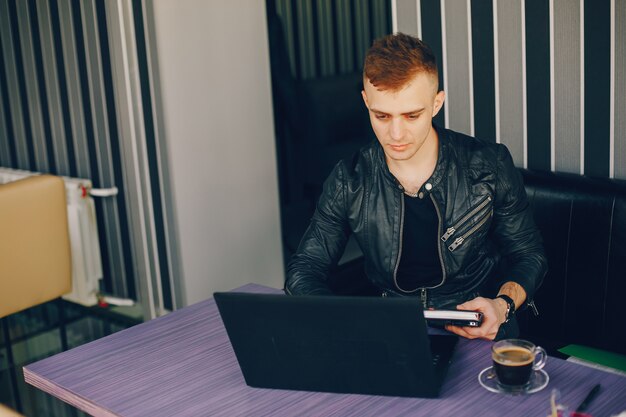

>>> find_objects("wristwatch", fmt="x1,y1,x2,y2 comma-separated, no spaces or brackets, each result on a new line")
496,294,516,323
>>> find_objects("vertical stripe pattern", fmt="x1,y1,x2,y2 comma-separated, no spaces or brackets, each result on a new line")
393,0,625,179
0,0,175,307
395,0,418,36
495,0,525,165
470,0,495,142
583,0,611,178
442,0,472,135
0,0,393,316
1,0,30,169
554,0,583,174
525,0,551,171
0,22,14,166
17,0,49,172
418,0,445,127
36,0,70,174
616,0,626,179
274,0,391,79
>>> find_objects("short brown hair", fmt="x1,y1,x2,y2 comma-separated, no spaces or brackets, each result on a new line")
363,33,438,91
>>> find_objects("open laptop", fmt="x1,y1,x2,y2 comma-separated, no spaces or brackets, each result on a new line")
213,292,458,398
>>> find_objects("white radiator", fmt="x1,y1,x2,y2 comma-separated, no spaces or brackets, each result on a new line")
0,167,108,306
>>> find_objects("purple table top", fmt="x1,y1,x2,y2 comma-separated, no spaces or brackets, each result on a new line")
24,284,626,417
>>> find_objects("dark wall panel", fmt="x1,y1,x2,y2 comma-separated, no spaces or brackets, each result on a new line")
471,0,495,142
525,0,551,171
420,0,445,127
275,0,391,80
584,0,611,178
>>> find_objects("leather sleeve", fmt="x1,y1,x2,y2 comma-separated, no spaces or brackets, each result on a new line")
285,162,351,295
491,144,548,303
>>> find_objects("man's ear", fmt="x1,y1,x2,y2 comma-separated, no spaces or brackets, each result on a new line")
432,90,446,118
361,90,369,108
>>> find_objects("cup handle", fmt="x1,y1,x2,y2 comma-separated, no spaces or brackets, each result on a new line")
533,346,547,370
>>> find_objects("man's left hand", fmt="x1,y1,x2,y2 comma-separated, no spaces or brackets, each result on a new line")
445,296,507,340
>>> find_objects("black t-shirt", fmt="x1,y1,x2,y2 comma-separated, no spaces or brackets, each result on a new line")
395,193,443,292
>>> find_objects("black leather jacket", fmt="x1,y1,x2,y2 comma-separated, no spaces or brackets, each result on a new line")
286,126,547,309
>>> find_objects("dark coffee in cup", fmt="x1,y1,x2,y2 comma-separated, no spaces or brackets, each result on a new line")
491,339,547,388
492,346,534,386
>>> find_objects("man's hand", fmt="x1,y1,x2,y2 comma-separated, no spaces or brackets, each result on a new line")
445,296,508,340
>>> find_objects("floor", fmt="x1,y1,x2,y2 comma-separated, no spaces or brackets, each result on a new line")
0,300,141,417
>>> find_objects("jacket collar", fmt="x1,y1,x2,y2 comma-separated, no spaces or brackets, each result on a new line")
374,123,449,194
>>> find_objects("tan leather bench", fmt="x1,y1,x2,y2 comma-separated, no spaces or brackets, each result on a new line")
0,404,24,417
0,175,72,414
0,175,72,317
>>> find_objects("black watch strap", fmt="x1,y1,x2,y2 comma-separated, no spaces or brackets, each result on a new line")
496,294,516,323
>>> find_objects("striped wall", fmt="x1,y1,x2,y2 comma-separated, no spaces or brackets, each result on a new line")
393,0,625,179
0,0,177,316
272,0,391,79
0,0,392,316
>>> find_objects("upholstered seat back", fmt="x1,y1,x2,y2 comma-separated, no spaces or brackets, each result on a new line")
0,175,72,317
520,169,626,355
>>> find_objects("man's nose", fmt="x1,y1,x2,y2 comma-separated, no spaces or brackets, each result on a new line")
389,118,404,141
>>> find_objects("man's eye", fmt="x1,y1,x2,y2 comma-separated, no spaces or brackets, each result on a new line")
375,114,388,120
406,114,419,120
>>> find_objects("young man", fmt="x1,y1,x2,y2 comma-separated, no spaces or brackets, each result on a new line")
285,33,547,340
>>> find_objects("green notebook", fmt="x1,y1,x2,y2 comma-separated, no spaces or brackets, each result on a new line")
558,344,626,373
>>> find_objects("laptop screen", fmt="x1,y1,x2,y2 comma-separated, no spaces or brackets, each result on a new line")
214,292,458,398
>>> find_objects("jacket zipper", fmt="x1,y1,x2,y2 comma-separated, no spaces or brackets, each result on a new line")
428,194,447,291
527,299,539,316
448,209,493,252
392,192,410,292
441,195,492,243
393,192,447,297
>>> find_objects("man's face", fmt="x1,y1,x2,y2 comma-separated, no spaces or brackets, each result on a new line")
362,73,445,163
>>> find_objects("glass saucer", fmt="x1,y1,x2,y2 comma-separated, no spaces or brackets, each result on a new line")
478,366,549,395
